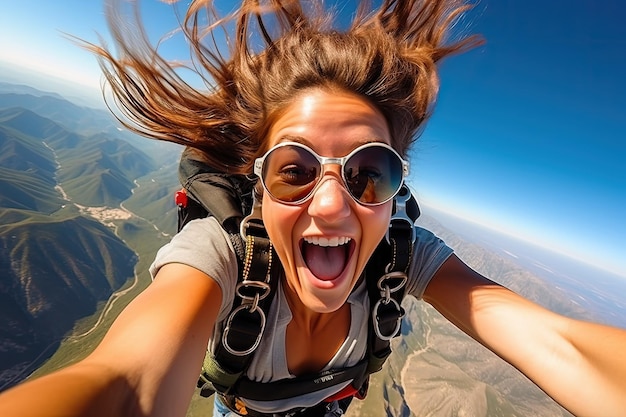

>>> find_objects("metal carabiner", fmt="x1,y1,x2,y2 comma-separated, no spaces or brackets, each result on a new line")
372,298,404,341
377,271,408,294
235,280,272,301
222,303,267,356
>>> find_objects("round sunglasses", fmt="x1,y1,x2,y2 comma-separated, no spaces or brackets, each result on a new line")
254,142,409,206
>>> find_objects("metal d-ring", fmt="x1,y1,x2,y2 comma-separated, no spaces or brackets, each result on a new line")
372,297,404,341
222,302,267,356
235,280,271,301
377,271,408,295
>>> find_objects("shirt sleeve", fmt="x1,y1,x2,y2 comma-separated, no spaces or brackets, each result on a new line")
405,226,454,299
149,217,238,321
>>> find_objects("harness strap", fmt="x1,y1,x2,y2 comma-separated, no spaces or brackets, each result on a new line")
186,181,419,401
363,185,417,379
219,395,353,417
198,202,280,397
231,359,369,401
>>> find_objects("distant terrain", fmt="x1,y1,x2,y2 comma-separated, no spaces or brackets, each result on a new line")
344,214,582,417
0,80,611,416
0,81,180,390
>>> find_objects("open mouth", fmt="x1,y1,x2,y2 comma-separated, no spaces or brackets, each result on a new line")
301,236,354,281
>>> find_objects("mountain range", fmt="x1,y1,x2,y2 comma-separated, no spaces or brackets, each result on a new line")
0,81,586,416
343,214,584,417
0,82,178,390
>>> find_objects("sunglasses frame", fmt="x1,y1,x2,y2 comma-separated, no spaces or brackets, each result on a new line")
254,141,409,206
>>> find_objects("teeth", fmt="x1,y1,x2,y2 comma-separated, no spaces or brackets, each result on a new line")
304,236,351,247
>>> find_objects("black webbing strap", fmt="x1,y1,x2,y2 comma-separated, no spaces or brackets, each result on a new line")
198,205,279,397
229,359,369,401
363,185,418,378
219,395,353,417
196,185,419,399
216,224,274,366
176,148,279,397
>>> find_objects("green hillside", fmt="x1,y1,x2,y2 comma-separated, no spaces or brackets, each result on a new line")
0,122,63,213
0,91,117,136
0,85,182,161
0,86,169,391
0,82,580,417
0,214,136,389
0,107,67,141
0,105,158,208
0,170,63,213
0,125,56,174
123,166,181,236
62,169,134,206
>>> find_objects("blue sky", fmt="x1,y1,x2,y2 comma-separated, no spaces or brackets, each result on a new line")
1,1,625,277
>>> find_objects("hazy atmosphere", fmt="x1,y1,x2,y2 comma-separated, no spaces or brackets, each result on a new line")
2,2,625,416
2,0,624,277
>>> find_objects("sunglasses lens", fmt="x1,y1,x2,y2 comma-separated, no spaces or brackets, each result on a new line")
261,145,321,203
344,146,403,204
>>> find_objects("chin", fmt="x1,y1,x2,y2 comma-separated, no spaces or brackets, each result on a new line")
301,276,357,313
302,292,349,314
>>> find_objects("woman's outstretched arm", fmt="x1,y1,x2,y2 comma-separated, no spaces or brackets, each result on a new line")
0,263,222,417
424,254,626,417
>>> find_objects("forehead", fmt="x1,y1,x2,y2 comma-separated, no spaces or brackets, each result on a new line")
266,89,391,154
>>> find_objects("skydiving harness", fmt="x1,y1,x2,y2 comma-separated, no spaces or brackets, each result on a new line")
175,148,420,412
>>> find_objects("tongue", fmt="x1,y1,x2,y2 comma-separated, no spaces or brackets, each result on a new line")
303,244,347,281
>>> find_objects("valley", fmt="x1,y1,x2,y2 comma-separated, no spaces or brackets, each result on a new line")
0,81,611,416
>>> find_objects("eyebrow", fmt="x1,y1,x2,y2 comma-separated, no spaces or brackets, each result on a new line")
275,135,386,149
275,135,309,146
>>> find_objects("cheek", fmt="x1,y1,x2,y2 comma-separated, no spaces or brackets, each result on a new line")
357,204,393,264
261,197,300,260
369,204,393,239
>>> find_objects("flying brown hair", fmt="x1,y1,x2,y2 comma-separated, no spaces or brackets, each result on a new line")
86,0,483,174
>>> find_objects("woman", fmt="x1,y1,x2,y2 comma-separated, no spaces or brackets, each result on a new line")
1,1,625,416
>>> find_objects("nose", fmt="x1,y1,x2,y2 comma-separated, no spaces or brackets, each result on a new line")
307,175,352,223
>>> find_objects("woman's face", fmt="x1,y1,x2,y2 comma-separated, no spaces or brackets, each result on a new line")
261,89,393,313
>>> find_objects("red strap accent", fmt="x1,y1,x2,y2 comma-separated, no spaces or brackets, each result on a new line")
324,384,359,402
175,189,188,207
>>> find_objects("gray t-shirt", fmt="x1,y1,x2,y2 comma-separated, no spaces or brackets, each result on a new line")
149,217,453,412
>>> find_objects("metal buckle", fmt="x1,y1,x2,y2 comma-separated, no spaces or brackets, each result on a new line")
386,184,416,245
372,298,404,341
377,271,408,295
226,194,272,356
222,266,272,356
240,196,264,239
236,280,271,301
222,302,267,356
372,271,407,341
